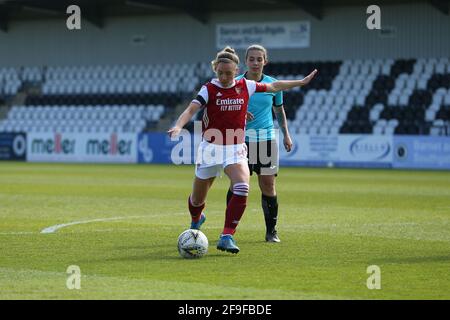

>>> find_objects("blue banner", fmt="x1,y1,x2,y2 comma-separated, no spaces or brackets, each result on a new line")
393,136,450,170
0,132,26,161
279,134,393,168
138,132,199,164
136,133,450,170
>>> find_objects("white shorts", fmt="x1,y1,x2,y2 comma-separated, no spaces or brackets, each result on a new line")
195,140,248,180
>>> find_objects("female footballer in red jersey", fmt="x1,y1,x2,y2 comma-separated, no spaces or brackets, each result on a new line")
168,47,317,254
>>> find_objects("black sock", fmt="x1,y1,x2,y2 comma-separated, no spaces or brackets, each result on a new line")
261,194,278,233
226,188,233,205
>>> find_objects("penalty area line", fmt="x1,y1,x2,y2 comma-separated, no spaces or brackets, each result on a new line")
40,216,146,234
39,212,186,234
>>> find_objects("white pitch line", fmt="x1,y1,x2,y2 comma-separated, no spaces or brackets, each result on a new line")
40,216,147,234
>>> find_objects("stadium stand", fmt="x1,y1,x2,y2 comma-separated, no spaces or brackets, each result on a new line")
0,63,207,133
282,58,450,136
0,58,449,136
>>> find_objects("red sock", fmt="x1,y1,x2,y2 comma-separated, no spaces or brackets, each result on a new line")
188,195,205,222
223,194,247,235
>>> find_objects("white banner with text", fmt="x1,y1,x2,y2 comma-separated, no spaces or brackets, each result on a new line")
216,21,310,49
27,132,137,163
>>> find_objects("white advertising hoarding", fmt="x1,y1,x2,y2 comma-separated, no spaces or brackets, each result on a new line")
216,21,310,49
27,133,137,163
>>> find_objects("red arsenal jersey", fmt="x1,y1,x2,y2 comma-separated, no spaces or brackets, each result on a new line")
193,78,267,145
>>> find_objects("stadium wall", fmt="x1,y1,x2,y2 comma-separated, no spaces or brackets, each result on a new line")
0,2,448,67
1,131,447,170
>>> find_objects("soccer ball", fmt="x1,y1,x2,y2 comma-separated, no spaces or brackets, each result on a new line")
177,229,208,259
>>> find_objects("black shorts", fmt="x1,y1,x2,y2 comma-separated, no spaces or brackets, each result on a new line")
245,140,279,176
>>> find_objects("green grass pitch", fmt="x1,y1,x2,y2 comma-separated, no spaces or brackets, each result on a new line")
0,162,449,299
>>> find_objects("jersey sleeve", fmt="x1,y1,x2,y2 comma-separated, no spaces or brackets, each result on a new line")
273,90,283,107
192,85,208,106
245,79,267,96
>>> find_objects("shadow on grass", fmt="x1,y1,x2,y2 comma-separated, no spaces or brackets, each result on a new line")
78,246,237,263
239,239,280,245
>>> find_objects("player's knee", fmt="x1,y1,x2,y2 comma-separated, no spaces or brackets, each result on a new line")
232,182,249,197
260,177,275,196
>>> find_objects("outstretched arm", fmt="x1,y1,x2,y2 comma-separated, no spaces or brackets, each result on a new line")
266,69,318,93
167,102,201,138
